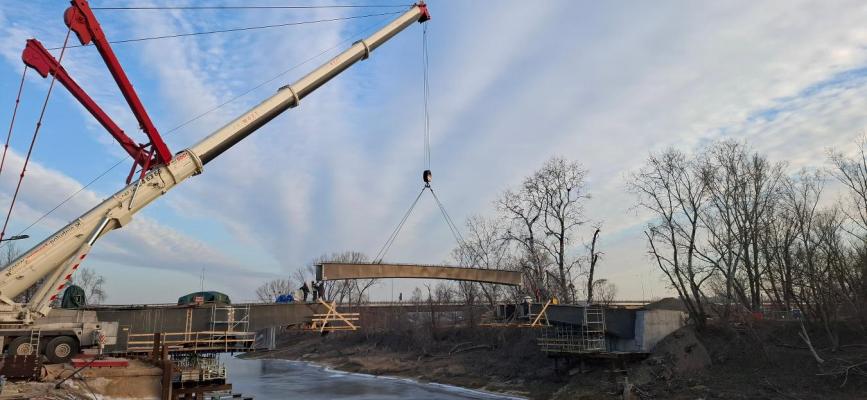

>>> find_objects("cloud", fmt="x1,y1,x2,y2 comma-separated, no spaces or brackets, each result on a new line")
4,1,867,303
0,149,264,302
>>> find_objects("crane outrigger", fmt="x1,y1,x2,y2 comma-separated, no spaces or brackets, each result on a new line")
0,0,430,363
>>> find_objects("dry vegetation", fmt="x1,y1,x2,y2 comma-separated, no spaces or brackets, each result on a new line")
250,304,866,399
628,138,867,387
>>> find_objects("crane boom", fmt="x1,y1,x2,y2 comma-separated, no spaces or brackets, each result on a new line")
0,3,430,322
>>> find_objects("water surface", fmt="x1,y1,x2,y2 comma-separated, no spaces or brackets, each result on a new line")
224,356,522,400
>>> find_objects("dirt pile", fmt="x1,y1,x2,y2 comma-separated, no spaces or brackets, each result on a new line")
643,297,687,312
626,321,867,399
633,326,710,384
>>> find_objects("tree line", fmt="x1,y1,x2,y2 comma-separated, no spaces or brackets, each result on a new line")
628,139,867,347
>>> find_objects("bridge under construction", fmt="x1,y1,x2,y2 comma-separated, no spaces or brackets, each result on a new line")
316,262,523,286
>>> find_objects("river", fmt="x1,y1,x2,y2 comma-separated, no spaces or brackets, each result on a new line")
223,356,523,400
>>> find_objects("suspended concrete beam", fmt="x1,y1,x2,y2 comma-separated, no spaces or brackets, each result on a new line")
316,262,523,286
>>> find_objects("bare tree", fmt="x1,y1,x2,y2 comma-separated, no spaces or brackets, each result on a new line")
499,181,548,299
698,141,784,312
536,157,589,304
829,137,867,236
255,279,293,303
452,215,510,307
499,157,589,304
303,251,377,305
586,227,601,304
410,286,423,305
591,279,617,306
629,148,712,329
456,281,480,325
71,267,106,305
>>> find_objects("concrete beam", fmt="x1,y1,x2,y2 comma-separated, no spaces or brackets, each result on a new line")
317,262,522,286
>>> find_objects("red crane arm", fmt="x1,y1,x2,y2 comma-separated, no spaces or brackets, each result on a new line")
21,39,151,167
63,0,172,166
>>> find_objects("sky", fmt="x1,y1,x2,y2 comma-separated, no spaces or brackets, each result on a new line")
0,1,866,304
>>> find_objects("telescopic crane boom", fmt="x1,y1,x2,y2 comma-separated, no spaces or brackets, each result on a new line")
0,3,431,323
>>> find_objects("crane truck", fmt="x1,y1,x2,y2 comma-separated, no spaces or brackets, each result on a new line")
0,1,430,364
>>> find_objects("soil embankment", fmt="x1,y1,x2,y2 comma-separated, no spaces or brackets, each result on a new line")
246,321,867,400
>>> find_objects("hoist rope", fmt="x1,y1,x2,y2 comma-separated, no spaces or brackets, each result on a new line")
371,23,489,267
422,23,431,171
0,67,28,180
428,186,464,246
47,12,401,50
92,4,412,10
0,16,394,249
0,29,72,242
373,186,426,263
372,23,482,265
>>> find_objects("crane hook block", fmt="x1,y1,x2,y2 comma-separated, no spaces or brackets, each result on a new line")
417,2,431,23
423,170,432,183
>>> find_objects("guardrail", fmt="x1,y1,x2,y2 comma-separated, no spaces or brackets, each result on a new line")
125,331,256,354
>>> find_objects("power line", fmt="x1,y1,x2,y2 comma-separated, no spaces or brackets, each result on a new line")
92,5,411,10
47,12,401,50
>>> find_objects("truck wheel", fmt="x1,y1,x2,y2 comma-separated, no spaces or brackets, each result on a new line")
6,336,35,357
45,336,78,364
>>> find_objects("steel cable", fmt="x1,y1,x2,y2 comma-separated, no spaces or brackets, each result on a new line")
0,29,72,242
373,186,426,263
92,4,411,10
0,67,28,181
47,12,401,50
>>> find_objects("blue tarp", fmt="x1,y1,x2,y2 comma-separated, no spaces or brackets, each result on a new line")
275,293,294,304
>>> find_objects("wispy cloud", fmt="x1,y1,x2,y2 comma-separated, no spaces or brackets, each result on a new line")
2,1,867,302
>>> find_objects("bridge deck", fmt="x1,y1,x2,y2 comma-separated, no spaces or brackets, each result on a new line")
317,262,522,286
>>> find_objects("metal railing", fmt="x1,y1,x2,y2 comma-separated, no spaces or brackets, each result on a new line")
125,331,256,354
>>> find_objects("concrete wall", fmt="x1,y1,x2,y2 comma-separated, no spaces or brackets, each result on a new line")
604,309,686,352
633,309,686,352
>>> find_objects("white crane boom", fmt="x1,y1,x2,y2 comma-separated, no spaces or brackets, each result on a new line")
0,3,430,323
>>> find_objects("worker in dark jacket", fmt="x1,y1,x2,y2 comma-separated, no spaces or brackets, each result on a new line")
317,281,326,302
311,280,319,301
300,282,310,302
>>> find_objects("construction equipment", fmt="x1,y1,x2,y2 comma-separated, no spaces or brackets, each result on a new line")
306,298,359,332
0,0,430,362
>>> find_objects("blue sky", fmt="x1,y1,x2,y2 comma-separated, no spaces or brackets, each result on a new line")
0,1,866,303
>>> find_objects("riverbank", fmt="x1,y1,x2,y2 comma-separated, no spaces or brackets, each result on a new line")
242,327,623,400
243,321,867,400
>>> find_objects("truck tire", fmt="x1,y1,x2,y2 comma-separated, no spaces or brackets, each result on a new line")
45,336,78,364
6,336,35,357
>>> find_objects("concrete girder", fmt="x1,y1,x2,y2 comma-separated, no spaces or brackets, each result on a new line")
316,262,522,286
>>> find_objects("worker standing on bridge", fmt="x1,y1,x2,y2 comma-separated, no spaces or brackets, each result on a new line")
300,282,310,302
316,281,326,301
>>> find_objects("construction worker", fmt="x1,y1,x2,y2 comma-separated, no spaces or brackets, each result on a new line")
300,282,310,302
311,280,319,301
316,281,326,302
